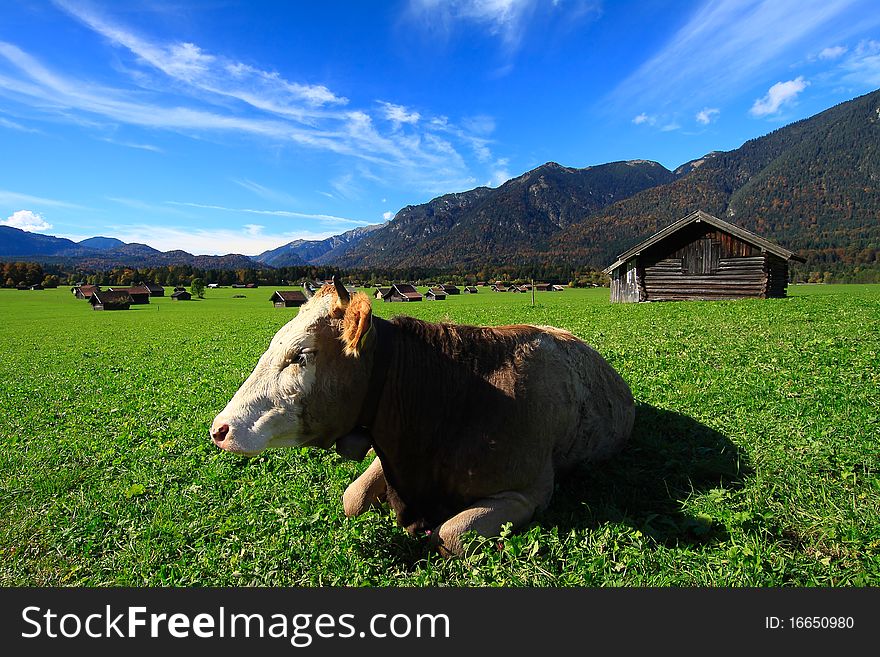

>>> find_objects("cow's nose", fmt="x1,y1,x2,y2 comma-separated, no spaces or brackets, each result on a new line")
211,423,230,445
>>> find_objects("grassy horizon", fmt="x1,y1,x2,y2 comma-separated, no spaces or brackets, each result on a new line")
1,284,877,586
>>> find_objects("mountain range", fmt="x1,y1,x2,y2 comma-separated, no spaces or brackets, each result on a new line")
3,88,877,274
0,226,257,270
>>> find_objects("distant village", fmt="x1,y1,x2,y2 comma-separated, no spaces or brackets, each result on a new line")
63,279,570,310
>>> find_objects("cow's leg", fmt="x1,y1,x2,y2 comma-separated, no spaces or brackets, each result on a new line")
433,486,551,557
342,456,387,517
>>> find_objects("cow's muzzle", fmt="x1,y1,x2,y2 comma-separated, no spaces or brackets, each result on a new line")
210,422,230,448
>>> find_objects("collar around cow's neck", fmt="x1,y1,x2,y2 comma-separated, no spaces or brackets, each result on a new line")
355,315,393,433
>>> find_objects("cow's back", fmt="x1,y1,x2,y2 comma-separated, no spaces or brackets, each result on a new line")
372,317,633,530
531,327,634,472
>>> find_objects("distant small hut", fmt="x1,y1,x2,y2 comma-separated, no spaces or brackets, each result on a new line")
440,284,460,295
374,287,392,301
491,284,508,292
271,290,308,308
425,288,447,301
388,284,423,302
603,210,806,303
89,290,133,311
109,285,150,304
142,282,165,297
171,290,192,301
534,283,552,292
73,284,100,299
552,284,566,291
463,285,479,294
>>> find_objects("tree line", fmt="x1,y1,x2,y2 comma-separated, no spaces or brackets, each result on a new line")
1,261,614,290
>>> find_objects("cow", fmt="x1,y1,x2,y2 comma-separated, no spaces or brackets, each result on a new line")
210,277,635,556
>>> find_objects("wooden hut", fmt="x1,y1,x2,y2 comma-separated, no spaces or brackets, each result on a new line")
463,286,479,294
73,284,100,299
440,284,460,295
603,210,806,303
271,290,308,308
425,288,447,301
171,290,192,301
142,282,165,297
109,285,151,304
89,290,133,310
388,284,423,302
374,287,392,301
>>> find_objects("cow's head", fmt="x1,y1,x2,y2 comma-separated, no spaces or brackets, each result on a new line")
210,277,375,456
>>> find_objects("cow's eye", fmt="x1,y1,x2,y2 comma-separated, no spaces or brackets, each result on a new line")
283,347,316,370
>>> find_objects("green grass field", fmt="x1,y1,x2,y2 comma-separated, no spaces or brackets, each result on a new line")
1,284,877,586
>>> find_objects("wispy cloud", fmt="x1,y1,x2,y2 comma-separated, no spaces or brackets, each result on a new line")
2,209,52,232
0,188,85,209
165,201,371,227
750,77,809,117
818,45,848,60
0,115,39,132
101,137,163,152
378,101,421,127
838,39,880,87
405,0,599,53
0,3,498,198
608,0,864,115
632,113,654,125
233,179,299,206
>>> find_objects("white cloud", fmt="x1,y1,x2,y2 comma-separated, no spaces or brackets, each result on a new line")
750,76,809,116
406,0,599,52
695,107,720,125
2,209,52,232
382,211,393,220
818,45,848,60
243,224,264,236
378,101,421,126
632,113,654,125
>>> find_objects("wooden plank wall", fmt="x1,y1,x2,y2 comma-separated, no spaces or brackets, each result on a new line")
610,258,641,303
765,255,790,298
642,255,769,301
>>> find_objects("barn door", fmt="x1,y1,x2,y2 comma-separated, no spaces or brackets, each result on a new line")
698,238,719,274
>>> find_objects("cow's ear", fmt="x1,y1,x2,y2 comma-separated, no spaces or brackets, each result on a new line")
341,293,373,357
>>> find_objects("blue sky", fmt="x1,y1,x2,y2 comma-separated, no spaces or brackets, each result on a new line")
1,0,878,256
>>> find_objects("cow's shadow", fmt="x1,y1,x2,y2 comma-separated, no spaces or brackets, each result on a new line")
539,402,751,544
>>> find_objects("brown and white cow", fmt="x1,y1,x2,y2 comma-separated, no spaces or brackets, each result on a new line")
211,277,635,556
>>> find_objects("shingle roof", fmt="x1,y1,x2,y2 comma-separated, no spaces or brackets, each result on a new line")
603,210,807,274
272,290,308,302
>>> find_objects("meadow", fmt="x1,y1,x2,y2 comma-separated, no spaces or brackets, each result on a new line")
0,283,877,586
